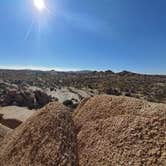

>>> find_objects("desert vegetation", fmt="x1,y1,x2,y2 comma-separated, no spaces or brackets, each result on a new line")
0,69,166,107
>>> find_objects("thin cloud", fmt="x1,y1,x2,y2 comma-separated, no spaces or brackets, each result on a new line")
0,65,80,71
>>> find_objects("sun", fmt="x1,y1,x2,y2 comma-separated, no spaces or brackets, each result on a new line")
34,0,46,11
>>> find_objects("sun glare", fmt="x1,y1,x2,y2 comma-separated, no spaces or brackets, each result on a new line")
34,0,46,11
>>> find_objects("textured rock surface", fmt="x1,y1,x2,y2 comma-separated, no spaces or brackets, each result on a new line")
0,81,52,109
0,102,78,166
73,95,166,166
0,124,12,142
0,95,165,165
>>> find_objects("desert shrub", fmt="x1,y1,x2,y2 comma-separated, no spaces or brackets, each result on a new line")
124,92,132,97
104,87,122,96
63,100,78,109
154,86,166,101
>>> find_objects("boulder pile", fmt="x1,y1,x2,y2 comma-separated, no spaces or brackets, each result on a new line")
0,81,52,109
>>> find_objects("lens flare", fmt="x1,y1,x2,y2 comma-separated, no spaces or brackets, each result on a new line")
34,0,46,11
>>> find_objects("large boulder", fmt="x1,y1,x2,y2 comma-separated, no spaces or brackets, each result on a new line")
34,90,52,109
73,95,166,166
0,102,78,166
0,82,52,109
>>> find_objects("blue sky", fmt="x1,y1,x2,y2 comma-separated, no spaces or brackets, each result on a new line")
0,0,166,74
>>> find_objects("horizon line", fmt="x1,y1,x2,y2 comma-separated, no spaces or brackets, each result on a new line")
0,65,165,75
0,65,80,72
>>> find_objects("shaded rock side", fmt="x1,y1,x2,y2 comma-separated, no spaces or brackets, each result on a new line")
0,113,22,129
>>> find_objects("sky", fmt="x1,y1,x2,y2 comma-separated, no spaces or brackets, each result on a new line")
0,0,166,74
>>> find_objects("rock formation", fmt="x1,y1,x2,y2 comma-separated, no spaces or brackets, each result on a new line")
0,95,166,165
73,95,166,165
0,102,78,166
0,81,52,109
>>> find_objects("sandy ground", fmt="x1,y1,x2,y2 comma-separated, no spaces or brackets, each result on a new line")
0,106,35,122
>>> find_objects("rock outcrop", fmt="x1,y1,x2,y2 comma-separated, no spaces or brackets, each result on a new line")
0,102,78,166
0,81,52,109
73,95,166,165
0,95,166,165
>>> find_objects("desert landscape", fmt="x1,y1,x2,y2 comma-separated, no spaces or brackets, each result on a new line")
0,0,166,165
0,70,166,165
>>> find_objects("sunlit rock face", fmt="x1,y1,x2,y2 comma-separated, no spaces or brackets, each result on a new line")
0,102,78,166
0,81,52,109
73,95,166,166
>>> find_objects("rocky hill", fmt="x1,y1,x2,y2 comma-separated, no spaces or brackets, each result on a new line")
0,69,166,105
0,95,165,165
